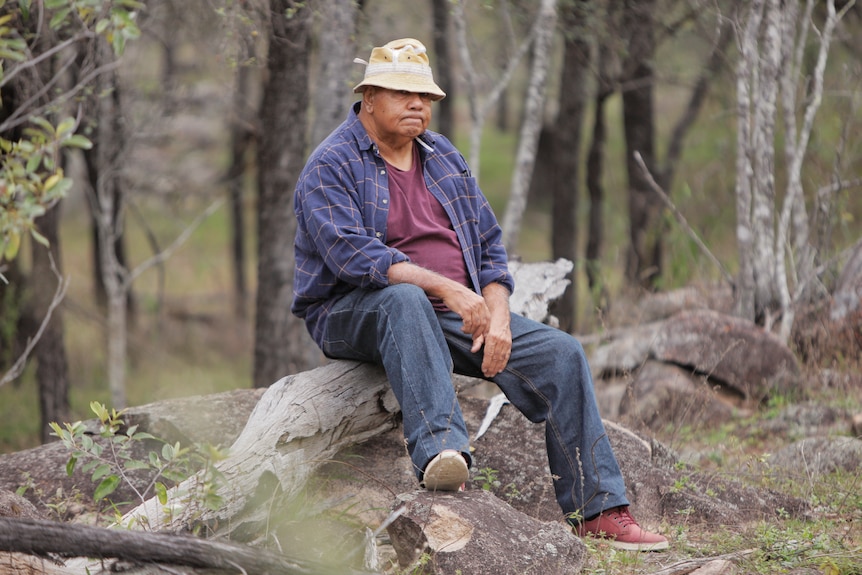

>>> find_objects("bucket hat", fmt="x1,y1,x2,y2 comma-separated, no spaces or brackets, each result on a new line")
353,38,446,101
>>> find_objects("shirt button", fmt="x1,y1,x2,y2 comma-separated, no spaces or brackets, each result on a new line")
376,232,383,238
382,199,388,204
380,169,386,175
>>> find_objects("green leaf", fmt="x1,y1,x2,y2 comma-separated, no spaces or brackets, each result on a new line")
65,455,77,477
91,463,112,481
29,227,49,248
148,451,160,468
25,152,42,173
123,460,148,471
93,475,120,501
60,134,92,149
3,232,20,260
55,117,75,138
162,443,174,461
48,7,72,29
154,481,168,505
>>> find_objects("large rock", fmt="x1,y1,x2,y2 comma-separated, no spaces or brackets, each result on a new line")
768,437,862,477
617,360,741,431
0,389,264,516
652,310,802,403
387,489,585,575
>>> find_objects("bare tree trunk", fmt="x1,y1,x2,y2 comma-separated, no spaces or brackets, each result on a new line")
310,0,358,148
733,0,762,321
621,0,659,289
547,0,591,332
501,0,558,254
226,37,255,320
451,0,534,180
32,205,70,443
86,39,131,409
253,0,314,388
432,0,455,138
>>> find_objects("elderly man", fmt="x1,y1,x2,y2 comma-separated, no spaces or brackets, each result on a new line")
291,38,668,551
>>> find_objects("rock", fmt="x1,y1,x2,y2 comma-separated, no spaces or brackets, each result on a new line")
617,360,741,431
123,388,266,448
0,489,44,519
589,323,661,376
652,310,801,403
0,389,265,517
691,559,736,574
768,437,862,477
387,489,585,575
760,403,853,440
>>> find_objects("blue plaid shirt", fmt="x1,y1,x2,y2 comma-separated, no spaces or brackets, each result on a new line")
292,103,514,347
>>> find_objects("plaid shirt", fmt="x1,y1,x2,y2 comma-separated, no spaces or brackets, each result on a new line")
292,103,514,346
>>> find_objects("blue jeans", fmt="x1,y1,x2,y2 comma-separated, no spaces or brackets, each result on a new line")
320,284,629,520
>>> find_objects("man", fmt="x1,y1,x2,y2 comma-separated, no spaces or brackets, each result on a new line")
292,38,668,552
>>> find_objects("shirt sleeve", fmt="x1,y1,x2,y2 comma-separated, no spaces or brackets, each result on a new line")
295,153,408,290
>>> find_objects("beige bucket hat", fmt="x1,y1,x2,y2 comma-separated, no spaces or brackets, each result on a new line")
353,38,446,101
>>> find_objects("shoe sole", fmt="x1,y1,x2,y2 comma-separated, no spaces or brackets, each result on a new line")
605,538,669,552
420,450,468,491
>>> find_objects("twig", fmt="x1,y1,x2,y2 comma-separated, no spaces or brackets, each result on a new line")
0,254,70,388
126,198,225,288
634,151,735,288
648,548,757,575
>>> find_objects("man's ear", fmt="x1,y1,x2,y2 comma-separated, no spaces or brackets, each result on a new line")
362,87,376,110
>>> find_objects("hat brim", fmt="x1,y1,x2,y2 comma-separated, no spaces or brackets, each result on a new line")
354,74,446,101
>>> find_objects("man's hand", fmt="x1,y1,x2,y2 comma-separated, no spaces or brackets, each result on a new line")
388,263,512,377
477,282,512,377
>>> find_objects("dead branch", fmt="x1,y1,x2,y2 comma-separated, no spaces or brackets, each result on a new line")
0,517,376,575
633,151,735,288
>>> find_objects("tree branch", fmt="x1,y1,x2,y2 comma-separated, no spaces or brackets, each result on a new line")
634,151,735,288
0,254,69,388
0,518,377,575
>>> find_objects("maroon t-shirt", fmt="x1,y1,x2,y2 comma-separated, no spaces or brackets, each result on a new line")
386,145,469,310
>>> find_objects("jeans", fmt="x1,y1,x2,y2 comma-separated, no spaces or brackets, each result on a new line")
320,284,629,520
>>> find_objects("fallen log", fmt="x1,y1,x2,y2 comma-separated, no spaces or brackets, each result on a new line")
0,517,375,575
121,360,400,535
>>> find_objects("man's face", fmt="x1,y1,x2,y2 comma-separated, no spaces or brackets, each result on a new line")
365,88,433,141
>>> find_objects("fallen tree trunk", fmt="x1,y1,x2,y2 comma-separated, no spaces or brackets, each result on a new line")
0,517,374,575
121,360,400,535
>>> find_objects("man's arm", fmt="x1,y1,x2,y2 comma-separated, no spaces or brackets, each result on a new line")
388,262,490,338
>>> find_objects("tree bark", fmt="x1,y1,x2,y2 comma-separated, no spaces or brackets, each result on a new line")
0,517,366,575
621,0,660,289
547,0,590,332
501,0,558,253
432,0,455,138
253,0,315,388
122,361,400,534
310,0,358,148
226,36,255,320
32,205,70,443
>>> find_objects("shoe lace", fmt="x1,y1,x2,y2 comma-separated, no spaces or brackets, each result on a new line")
609,507,638,528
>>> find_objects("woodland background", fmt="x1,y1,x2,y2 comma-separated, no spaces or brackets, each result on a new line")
1,0,861,462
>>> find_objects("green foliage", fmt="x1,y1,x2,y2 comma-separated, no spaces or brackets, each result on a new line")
49,401,226,526
0,116,90,262
1,0,143,271
472,467,499,491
